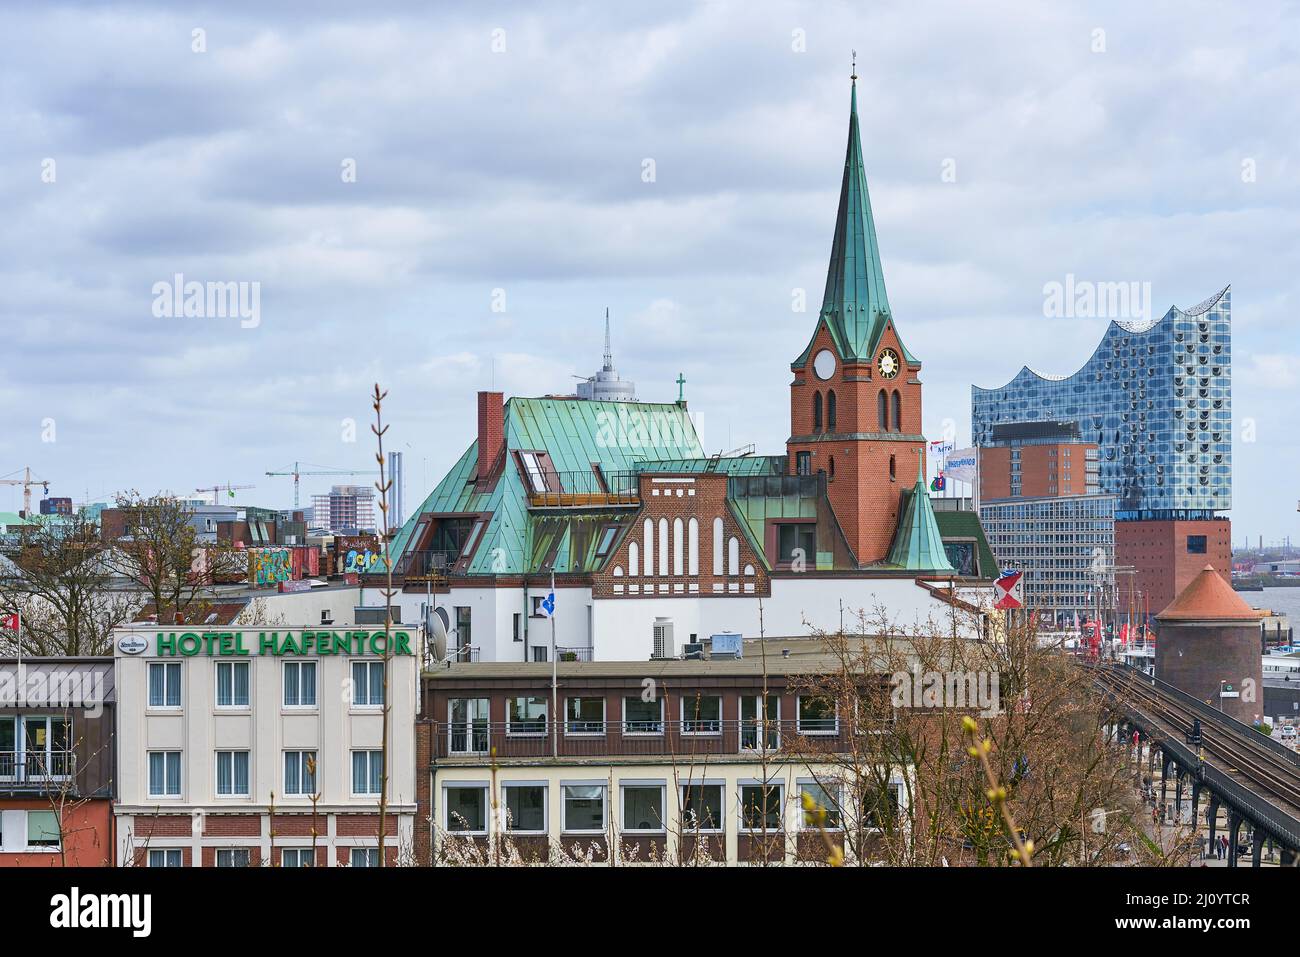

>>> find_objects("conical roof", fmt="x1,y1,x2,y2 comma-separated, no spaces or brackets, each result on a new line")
1156,564,1260,622
887,461,955,573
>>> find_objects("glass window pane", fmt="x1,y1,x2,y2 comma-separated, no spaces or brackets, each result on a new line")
301,662,316,706
505,785,545,832
166,663,181,707
233,663,249,706
27,810,60,846
563,785,604,831
681,784,723,831
149,663,165,707
445,787,486,832
800,783,841,828
622,786,664,832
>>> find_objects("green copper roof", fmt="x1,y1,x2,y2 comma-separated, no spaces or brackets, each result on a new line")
887,462,955,573
635,455,785,477
796,78,914,368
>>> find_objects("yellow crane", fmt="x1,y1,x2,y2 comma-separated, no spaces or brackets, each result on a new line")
265,462,378,509
194,483,256,505
0,467,50,518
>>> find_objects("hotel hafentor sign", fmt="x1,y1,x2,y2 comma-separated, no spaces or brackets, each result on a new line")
150,630,414,657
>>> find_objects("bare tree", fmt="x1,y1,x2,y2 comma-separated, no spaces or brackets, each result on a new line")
370,384,397,866
0,513,136,656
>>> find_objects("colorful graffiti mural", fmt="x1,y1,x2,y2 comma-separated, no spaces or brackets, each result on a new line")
249,547,293,587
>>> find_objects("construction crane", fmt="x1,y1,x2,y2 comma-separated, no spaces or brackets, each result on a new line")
265,462,379,510
195,483,255,505
0,467,50,518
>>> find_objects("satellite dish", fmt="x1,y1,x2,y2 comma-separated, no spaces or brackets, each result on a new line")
429,606,450,661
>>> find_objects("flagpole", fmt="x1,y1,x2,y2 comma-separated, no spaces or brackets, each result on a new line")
550,569,558,760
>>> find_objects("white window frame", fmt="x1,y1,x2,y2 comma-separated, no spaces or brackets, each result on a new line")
564,696,606,736
442,783,490,836
860,780,906,833
283,750,317,796
351,660,385,709
679,694,723,736
282,660,318,710
448,698,490,755
739,694,781,752
147,848,183,867
501,782,548,835
796,695,839,736
214,660,251,710
281,847,314,867
678,782,725,833
737,780,785,833
505,696,548,737
215,750,250,798
22,809,61,851
351,749,383,797
147,750,182,798
350,846,381,867
798,778,844,831
620,781,667,835
561,782,607,835
621,696,664,736
147,661,183,710
215,848,250,868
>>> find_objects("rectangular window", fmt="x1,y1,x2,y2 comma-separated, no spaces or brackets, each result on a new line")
777,523,816,565
284,750,317,796
281,848,313,867
444,785,488,833
562,784,606,833
862,782,903,829
215,750,250,797
0,717,12,779
797,695,838,735
351,750,383,796
449,698,490,754
148,751,181,797
454,606,472,648
623,697,663,734
740,695,780,751
621,784,666,833
351,661,384,707
740,783,784,831
681,694,722,735
565,697,605,735
1187,535,1207,554
215,661,250,708
148,848,183,867
507,696,547,735
148,661,182,709
26,810,60,848
795,451,812,476
519,452,553,494
800,781,842,829
512,613,522,642
595,525,619,557
283,661,317,708
504,784,546,833
350,847,380,868
216,848,250,868
531,646,548,663
680,783,724,832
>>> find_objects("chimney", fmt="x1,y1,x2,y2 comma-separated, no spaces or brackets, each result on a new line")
476,391,505,480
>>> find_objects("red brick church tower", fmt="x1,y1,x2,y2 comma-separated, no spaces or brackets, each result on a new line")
788,71,926,566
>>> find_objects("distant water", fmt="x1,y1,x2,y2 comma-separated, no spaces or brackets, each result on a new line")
1242,586,1300,621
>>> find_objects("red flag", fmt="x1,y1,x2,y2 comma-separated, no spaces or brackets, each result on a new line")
0,613,17,631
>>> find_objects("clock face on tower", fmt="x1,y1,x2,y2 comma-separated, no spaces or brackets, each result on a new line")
876,347,900,380
812,349,837,381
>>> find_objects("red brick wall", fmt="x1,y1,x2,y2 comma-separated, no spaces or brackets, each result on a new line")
0,799,113,867
335,813,399,837
133,814,193,839
787,320,924,564
203,814,261,837
1116,518,1232,615
476,391,505,479
979,444,1096,500
414,720,433,865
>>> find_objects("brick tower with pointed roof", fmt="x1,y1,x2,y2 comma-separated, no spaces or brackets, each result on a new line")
787,72,925,566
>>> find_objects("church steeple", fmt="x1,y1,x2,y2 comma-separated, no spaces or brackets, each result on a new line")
820,72,892,360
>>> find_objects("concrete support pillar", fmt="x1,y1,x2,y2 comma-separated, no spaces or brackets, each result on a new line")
1252,831,1263,868
1207,794,1220,848
1174,769,1183,821
1228,813,1242,869
1160,754,1172,818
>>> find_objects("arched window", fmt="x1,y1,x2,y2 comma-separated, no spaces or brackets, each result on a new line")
829,456,835,481
889,454,896,481
712,517,724,576
826,390,837,431
643,519,654,576
727,537,740,576
813,391,823,432
628,542,639,577
877,390,888,432
891,390,902,432
658,518,669,577
687,518,699,576
673,517,684,576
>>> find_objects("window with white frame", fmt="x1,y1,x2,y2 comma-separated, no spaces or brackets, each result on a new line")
25,810,60,849
215,661,250,708
281,848,313,867
148,751,181,797
215,750,250,797
0,717,13,779
284,750,317,796
216,848,250,868
680,783,724,832
148,661,182,709
350,847,380,867
561,783,606,833
351,661,385,707
503,783,546,833
799,780,843,830
621,783,666,833
680,694,722,735
622,696,663,734
797,695,838,735
449,698,489,754
283,661,317,708
351,750,383,796
739,694,780,751
739,782,784,831
506,696,547,735
4,715,72,779
444,785,488,833
148,848,182,867
564,697,605,735
861,781,903,830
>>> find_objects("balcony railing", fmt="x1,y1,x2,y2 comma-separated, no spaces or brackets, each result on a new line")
555,646,594,662
0,751,75,786
526,470,639,508
433,719,841,759
396,550,454,581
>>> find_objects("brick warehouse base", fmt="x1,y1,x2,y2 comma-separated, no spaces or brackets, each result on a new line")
1116,517,1231,617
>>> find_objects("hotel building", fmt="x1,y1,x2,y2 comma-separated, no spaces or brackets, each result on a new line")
112,625,420,867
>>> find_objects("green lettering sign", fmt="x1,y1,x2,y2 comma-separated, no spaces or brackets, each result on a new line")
152,630,415,657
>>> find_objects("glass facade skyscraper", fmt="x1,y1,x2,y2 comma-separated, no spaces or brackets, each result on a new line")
972,287,1231,520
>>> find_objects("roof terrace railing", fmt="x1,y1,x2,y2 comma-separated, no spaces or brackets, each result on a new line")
527,470,640,508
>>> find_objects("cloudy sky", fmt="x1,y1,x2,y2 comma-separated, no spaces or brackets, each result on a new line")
1,0,1296,545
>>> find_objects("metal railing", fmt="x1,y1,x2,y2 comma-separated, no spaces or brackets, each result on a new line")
555,646,593,662
433,719,844,759
0,751,75,785
527,470,639,508
397,550,454,578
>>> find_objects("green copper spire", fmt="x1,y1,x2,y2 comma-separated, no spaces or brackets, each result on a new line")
887,451,955,572
818,72,892,361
